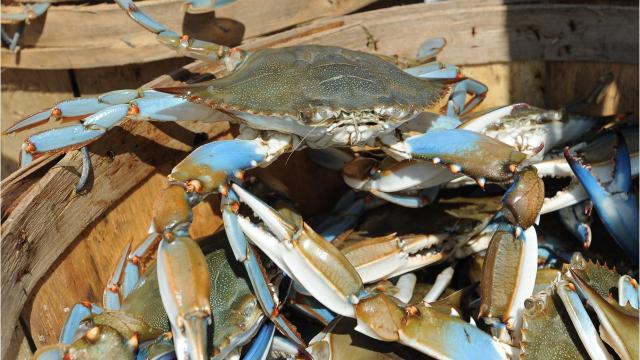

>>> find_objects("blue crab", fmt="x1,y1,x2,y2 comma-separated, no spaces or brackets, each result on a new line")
32,232,277,360
5,1,548,358
521,253,639,360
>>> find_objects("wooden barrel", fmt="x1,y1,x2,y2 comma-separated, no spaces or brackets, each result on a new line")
1,1,637,358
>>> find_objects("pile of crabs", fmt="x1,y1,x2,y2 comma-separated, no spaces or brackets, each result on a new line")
7,2,638,359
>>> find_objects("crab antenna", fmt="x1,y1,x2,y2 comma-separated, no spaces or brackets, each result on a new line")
113,0,247,70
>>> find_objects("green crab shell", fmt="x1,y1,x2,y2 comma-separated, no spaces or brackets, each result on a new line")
84,235,263,358
177,45,450,120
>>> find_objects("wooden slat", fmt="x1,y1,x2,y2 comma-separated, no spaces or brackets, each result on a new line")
1,0,376,69
241,2,637,64
545,61,639,115
460,61,546,110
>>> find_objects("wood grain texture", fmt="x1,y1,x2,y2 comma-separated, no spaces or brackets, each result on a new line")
545,61,639,115
1,0,376,69
241,2,637,64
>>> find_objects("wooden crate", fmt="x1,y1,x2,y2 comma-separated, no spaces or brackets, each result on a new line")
1,1,637,358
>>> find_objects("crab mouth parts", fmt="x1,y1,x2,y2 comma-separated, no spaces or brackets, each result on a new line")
542,175,574,199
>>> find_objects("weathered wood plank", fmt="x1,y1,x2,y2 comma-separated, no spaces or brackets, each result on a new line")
242,2,637,65
545,61,639,115
460,61,546,111
1,0,376,69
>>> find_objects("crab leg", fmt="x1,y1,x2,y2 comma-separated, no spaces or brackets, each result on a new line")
151,184,211,360
242,323,276,360
222,190,307,348
382,129,527,184
152,134,303,355
230,183,508,359
1,3,49,24
339,232,448,283
231,183,364,318
423,266,455,303
114,0,247,67
103,242,133,310
479,222,538,335
564,133,639,262
569,267,639,360
446,78,488,117
7,90,217,169
59,303,104,345
556,280,613,360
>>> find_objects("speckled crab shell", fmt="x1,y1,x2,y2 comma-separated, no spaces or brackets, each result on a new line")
160,45,450,122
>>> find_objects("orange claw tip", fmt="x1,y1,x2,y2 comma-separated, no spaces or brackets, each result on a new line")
85,327,101,342
80,301,93,308
180,34,190,41
24,141,37,154
448,163,462,173
131,255,140,265
51,107,62,118
63,353,74,360
218,184,229,196
508,163,518,173
127,333,139,350
127,103,140,116
566,283,576,291
230,201,240,213
109,285,118,292
630,278,638,288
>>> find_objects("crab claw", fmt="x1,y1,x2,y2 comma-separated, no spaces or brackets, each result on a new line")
355,296,507,359
230,183,365,318
169,139,269,194
157,235,211,360
500,166,545,231
563,133,639,263
384,129,527,183
558,202,593,248
479,223,538,334
569,267,639,360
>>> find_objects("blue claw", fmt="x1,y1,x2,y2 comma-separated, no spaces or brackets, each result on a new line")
403,129,527,182
60,303,103,344
222,190,306,347
564,136,639,263
170,139,268,194
242,323,276,360
610,132,632,194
